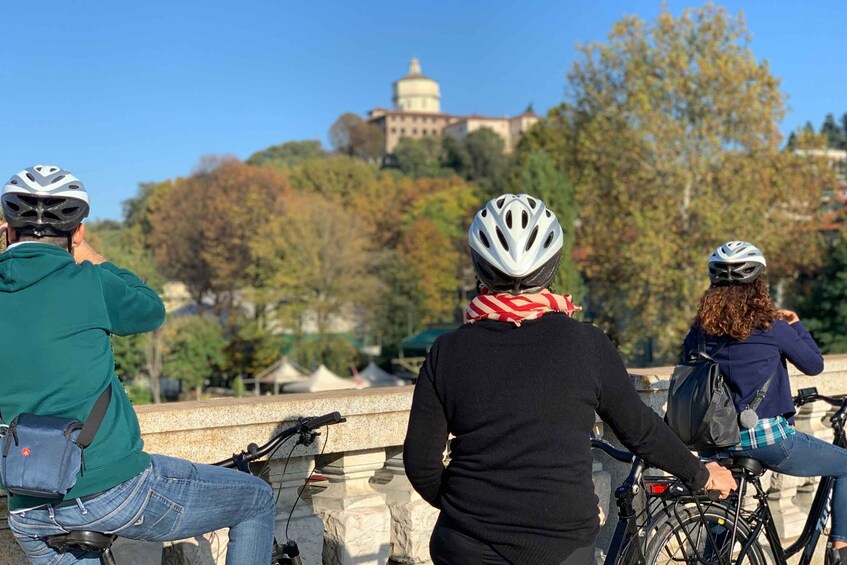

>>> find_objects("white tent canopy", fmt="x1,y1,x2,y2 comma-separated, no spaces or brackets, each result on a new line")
356,362,404,388
258,358,307,384
283,364,357,393
244,357,309,395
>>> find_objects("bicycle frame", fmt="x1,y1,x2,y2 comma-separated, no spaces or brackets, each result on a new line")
590,438,645,565
670,390,847,565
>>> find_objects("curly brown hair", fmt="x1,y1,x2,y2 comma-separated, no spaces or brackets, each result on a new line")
696,277,778,341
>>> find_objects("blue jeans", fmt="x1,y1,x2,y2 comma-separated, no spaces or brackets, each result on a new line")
7,454,276,564
707,432,847,542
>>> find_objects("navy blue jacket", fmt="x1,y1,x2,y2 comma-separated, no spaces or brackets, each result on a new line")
682,320,823,422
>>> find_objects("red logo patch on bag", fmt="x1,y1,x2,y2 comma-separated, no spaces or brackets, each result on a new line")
21,448,31,457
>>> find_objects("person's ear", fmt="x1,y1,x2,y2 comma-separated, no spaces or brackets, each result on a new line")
72,224,85,248
6,225,16,244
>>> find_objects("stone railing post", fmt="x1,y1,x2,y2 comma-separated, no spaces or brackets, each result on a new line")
312,448,391,565
378,446,439,565
267,454,326,565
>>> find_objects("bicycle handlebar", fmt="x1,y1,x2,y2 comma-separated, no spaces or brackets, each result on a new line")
213,412,346,468
590,438,635,463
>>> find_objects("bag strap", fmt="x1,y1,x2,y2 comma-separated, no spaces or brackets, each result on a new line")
697,328,728,361
76,383,112,448
748,361,782,412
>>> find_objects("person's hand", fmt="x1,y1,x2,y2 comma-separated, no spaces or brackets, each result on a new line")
704,461,737,499
72,238,106,265
777,309,800,324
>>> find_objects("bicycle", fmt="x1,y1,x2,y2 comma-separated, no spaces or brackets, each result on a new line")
627,386,847,565
591,438,723,565
41,411,346,565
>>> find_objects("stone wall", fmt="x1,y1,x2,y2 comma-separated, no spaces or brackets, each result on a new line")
1,354,845,564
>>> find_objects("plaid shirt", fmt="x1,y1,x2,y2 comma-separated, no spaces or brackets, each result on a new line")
727,416,795,450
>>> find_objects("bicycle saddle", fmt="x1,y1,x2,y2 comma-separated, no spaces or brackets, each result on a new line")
46,530,116,553
719,456,765,477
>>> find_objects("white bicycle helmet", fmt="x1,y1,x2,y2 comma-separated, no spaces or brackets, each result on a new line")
2,165,90,236
708,241,766,285
469,193,563,294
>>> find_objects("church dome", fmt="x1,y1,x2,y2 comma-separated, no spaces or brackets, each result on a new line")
392,58,441,113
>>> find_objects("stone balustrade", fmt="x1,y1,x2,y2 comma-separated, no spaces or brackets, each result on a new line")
1,354,846,564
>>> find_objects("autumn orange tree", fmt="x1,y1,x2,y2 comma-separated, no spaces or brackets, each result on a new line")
537,5,834,362
147,158,289,312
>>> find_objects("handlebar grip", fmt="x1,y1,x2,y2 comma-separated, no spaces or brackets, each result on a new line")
302,411,345,430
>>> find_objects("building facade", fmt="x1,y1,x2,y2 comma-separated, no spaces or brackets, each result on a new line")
368,59,538,154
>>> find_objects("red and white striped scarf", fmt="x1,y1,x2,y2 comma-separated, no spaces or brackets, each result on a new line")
465,289,581,326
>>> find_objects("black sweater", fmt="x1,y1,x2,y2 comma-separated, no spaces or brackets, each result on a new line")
403,314,709,565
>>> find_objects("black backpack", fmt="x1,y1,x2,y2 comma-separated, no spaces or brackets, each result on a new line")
666,332,740,451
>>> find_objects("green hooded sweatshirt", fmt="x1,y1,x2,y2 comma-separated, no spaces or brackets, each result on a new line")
0,243,165,510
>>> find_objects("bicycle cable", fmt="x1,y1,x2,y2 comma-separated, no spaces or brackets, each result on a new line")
284,424,331,543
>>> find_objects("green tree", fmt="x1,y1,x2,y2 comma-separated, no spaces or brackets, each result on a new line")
246,140,325,170
509,150,583,301
461,129,509,199
796,238,847,353
392,137,446,177
820,113,845,150
251,193,379,346
367,251,427,353
163,315,227,400
288,334,360,376
545,5,830,362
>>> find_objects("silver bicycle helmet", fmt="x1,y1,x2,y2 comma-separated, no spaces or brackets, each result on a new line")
2,165,90,236
708,241,766,285
469,193,564,294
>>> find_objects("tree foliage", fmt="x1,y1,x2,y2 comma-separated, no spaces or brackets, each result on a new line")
246,140,325,170
147,159,289,309
796,237,847,354
509,150,583,301
329,113,385,161
163,315,227,400
543,5,831,361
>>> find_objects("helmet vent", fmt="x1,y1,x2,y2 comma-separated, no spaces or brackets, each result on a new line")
525,226,539,251
9,179,17,185
496,197,506,209
50,167,57,172
22,211,37,218
479,231,490,248
527,198,537,209
69,184,80,190
35,166,43,172
543,231,555,249
26,173,35,182
481,209,488,218
52,175,66,183
521,210,528,228
505,210,512,229
44,212,60,221
495,227,509,251
6,202,19,211
62,206,79,215
545,210,551,218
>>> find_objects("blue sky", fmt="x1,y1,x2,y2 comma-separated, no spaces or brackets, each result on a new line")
3,1,845,220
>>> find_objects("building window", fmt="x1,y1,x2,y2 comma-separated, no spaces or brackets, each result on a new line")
391,128,397,134
422,130,427,136
401,128,406,134
413,116,417,122
412,128,417,134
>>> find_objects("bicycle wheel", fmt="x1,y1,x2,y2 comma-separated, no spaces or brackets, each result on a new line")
637,502,768,565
